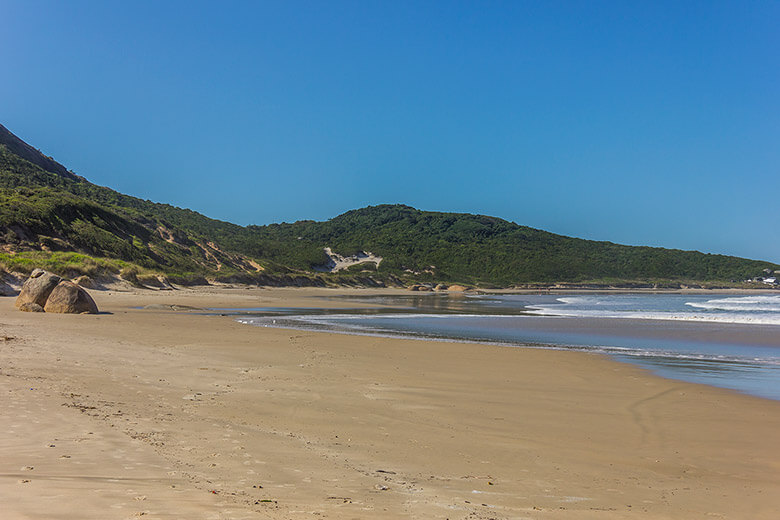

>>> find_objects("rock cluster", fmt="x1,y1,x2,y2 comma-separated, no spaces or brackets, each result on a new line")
15,269,99,314
408,283,469,292
15,269,61,307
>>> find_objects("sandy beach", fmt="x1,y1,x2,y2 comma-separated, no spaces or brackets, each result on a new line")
2,287,779,519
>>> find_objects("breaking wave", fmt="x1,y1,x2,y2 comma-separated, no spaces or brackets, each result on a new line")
526,295,780,325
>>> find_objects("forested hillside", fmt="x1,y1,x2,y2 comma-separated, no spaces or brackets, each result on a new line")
248,205,777,285
1,123,776,288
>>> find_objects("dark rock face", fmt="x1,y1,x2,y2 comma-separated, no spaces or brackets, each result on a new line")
18,302,45,312
15,269,62,308
43,281,99,314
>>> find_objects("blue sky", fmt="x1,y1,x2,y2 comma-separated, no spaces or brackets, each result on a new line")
2,1,778,262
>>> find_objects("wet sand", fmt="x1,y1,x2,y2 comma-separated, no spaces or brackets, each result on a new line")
1,287,779,519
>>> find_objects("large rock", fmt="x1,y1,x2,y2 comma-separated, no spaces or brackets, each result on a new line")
15,269,62,308
72,275,95,289
446,284,469,292
18,302,45,312
43,281,99,314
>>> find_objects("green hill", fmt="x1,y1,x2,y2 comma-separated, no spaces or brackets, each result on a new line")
248,205,778,286
0,123,776,288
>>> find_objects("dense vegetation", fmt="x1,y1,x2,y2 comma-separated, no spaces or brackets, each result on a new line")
1,123,777,287
248,205,777,286
0,134,275,282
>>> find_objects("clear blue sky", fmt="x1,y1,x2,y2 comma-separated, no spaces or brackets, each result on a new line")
2,1,778,262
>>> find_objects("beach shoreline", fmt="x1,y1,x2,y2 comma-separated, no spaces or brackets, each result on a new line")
2,287,779,519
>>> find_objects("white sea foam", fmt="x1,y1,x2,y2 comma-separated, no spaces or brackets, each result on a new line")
554,296,606,305
686,295,780,312
526,309,780,325
526,295,780,325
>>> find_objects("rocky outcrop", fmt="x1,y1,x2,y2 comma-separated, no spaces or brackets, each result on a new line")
15,269,62,308
43,281,99,314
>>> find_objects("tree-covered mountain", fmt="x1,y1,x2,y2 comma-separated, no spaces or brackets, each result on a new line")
248,205,778,286
0,123,776,288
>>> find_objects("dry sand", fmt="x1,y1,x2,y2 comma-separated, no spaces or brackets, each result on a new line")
1,287,779,519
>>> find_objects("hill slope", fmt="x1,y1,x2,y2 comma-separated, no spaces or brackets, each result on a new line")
0,126,291,284
0,123,77,180
0,123,776,287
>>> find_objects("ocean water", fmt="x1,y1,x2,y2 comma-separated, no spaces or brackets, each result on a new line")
228,293,780,401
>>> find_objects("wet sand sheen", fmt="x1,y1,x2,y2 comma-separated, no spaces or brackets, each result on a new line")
235,302,780,399
2,287,780,519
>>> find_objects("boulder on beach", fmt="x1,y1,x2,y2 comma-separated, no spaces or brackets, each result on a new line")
446,284,469,292
43,281,99,314
15,269,62,308
72,275,95,289
18,302,45,312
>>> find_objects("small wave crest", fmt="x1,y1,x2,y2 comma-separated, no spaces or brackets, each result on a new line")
686,295,780,313
527,308,780,325
555,296,606,305
527,296,780,325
